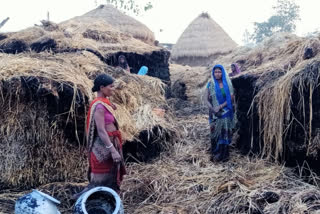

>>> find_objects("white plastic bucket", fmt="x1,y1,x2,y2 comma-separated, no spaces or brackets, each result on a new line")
15,190,61,214
74,186,124,214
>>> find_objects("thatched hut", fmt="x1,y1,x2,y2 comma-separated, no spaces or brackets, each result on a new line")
230,34,320,168
0,17,170,85
0,51,176,189
171,32,320,173
0,15,175,190
171,13,237,66
81,4,155,45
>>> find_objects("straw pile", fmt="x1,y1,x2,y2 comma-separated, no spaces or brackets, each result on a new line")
0,17,171,85
121,96,320,214
171,13,237,66
229,34,320,162
0,17,158,55
170,64,209,104
2,101,320,213
0,50,175,189
81,4,155,45
171,32,320,168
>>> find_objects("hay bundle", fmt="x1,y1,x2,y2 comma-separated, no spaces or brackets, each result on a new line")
0,17,158,55
225,34,320,162
120,111,320,214
255,60,320,160
81,4,155,45
170,33,320,166
0,51,174,189
1,98,320,214
169,64,209,104
0,17,171,85
171,13,237,66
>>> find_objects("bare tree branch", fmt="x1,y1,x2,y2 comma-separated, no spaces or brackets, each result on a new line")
0,17,10,29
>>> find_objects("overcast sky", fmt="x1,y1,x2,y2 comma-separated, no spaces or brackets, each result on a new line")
0,0,319,45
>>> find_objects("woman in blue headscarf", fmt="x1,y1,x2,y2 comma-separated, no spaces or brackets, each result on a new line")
205,64,236,162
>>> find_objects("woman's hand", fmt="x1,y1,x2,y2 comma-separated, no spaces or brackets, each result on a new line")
213,105,221,113
110,147,121,163
111,103,117,110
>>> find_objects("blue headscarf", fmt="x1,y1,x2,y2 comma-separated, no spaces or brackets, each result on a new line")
212,64,233,118
138,66,148,75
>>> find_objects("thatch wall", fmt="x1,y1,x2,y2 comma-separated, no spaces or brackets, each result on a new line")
0,17,174,189
0,18,170,85
170,33,320,172
232,35,320,169
233,61,320,168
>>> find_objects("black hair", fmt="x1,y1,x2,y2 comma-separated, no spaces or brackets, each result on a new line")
92,74,114,92
118,55,128,69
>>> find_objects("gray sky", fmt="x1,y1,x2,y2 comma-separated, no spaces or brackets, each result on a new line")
0,0,319,45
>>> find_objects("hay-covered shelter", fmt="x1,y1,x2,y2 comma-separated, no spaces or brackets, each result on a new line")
170,32,320,173
0,51,175,189
230,34,320,168
1,24,320,213
0,11,175,190
81,4,155,45
0,12,170,85
171,13,237,66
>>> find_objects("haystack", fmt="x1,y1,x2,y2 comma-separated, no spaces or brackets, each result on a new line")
81,4,155,45
171,32,320,173
0,35,174,189
171,13,237,66
0,12,174,189
0,17,170,84
2,91,320,214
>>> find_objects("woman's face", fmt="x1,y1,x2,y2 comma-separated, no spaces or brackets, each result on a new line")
214,68,223,80
100,84,114,97
231,64,236,72
120,58,125,63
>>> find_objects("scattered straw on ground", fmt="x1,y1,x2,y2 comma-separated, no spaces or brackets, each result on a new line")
121,104,320,214
2,101,320,214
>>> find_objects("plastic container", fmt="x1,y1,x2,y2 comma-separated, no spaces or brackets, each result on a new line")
74,186,124,214
15,190,61,214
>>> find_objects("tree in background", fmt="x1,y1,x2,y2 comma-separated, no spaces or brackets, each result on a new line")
242,29,255,47
250,0,300,43
96,0,154,15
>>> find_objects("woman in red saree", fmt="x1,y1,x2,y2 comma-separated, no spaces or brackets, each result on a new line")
73,74,126,199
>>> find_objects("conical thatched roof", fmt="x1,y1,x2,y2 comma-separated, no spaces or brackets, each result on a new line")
171,13,237,60
81,4,155,45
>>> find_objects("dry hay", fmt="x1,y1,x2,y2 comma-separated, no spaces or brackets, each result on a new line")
0,51,175,189
122,151,320,214
2,103,320,214
254,59,320,160
242,35,320,160
120,109,320,214
169,64,209,104
171,33,320,160
171,12,237,60
0,17,159,55
81,4,155,45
